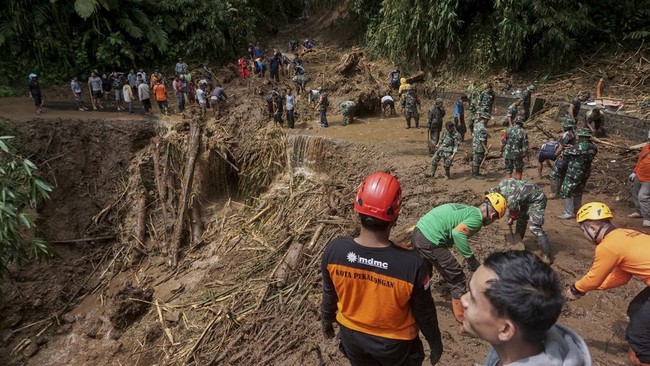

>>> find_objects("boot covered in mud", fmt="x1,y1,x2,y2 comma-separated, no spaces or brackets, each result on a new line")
558,198,575,219
573,195,583,216
548,180,560,199
430,164,438,178
451,298,464,324
472,165,485,180
537,234,553,264
444,167,451,180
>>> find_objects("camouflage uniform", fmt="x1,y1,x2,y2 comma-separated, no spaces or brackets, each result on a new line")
521,86,534,120
432,128,461,179
339,101,356,126
501,122,528,176
478,89,495,116
549,118,576,198
559,128,598,218
501,101,520,126
317,94,329,127
400,91,420,128
427,101,445,153
486,178,552,262
472,116,489,178
467,84,479,133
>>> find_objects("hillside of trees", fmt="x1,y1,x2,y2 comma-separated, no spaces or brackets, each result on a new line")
1,0,648,87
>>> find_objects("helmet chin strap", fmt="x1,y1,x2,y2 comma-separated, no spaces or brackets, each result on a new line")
482,201,493,225
584,222,607,243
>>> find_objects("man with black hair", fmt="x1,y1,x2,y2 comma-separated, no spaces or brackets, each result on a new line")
321,172,443,365
462,250,591,365
410,193,507,328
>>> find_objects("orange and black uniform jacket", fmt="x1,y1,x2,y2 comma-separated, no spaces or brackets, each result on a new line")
321,237,441,344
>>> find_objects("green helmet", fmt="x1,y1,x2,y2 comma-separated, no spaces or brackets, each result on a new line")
561,118,575,129
576,127,592,137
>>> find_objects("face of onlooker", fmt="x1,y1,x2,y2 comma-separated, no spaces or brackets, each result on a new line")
461,265,504,344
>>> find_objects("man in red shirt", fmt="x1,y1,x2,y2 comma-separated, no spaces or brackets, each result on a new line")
628,130,650,227
567,202,650,365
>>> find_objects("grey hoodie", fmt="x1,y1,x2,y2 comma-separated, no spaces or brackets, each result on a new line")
484,324,592,366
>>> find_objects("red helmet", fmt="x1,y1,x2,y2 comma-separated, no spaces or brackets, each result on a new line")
354,172,402,222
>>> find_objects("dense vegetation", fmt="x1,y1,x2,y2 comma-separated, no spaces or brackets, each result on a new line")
0,0,648,83
352,0,649,72
0,121,53,288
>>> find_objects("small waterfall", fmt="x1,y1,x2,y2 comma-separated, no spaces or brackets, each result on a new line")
288,134,330,171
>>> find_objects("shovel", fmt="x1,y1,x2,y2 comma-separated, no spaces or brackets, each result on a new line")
504,224,522,245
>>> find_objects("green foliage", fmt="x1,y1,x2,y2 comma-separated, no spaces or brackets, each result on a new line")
353,0,647,72
0,126,53,284
0,0,303,86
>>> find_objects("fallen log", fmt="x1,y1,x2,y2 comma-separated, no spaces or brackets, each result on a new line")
406,71,425,84
170,119,202,267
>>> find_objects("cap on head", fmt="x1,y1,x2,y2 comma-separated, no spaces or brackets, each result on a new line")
435,98,444,106
480,112,491,120
484,192,507,218
354,172,402,222
576,127,592,138
29,73,37,79
561,117,575,128
576,202,613,223
446,121,455,129
400,78,407,84
527,85,535,91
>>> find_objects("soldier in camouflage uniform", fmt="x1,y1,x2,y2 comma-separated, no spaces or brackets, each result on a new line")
521,85,535,120
558,128,598,219
467,82,480,134
486,178,553,263
501,117,528,180
501,96,522,127
400,89,420,129
548,117,576,199
472,112,489,179
431,121,461,179
567,91,590,123
339,100,356,126
427,98,445,154
478,83,496,126
315,92,330,127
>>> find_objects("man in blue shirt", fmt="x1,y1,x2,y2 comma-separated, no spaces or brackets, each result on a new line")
454,94,468,141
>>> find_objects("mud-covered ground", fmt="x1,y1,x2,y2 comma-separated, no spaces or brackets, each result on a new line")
0,23,647,366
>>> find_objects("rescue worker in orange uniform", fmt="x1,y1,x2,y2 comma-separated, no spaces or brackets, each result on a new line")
567,202,650,366
321,172,443,365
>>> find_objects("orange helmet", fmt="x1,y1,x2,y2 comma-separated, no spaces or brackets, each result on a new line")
354,172,402,222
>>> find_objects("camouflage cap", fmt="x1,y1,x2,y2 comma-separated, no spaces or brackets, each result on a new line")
480,112,491,120
561,117,575,128
435,98,444,106
527,85,535,91
576,127,593,137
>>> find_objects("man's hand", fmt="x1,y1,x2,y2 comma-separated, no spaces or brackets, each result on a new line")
565,284,583,301
507,217,515,226
321,320,335,339
466,256,480,272
429,339,443,365
450,154,456,162
629,172,637,183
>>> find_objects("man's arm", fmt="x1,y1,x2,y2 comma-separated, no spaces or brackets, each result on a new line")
411,263,443,365
574,245,620,293
320,246,338,323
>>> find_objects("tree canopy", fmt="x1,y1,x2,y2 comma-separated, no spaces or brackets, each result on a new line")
0,0,648,85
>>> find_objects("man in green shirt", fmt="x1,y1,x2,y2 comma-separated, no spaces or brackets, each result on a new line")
410,193,507,328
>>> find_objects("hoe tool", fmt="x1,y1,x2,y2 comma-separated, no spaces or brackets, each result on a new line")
504,223,522,245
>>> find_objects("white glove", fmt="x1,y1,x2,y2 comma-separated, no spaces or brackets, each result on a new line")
629,172,637,182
